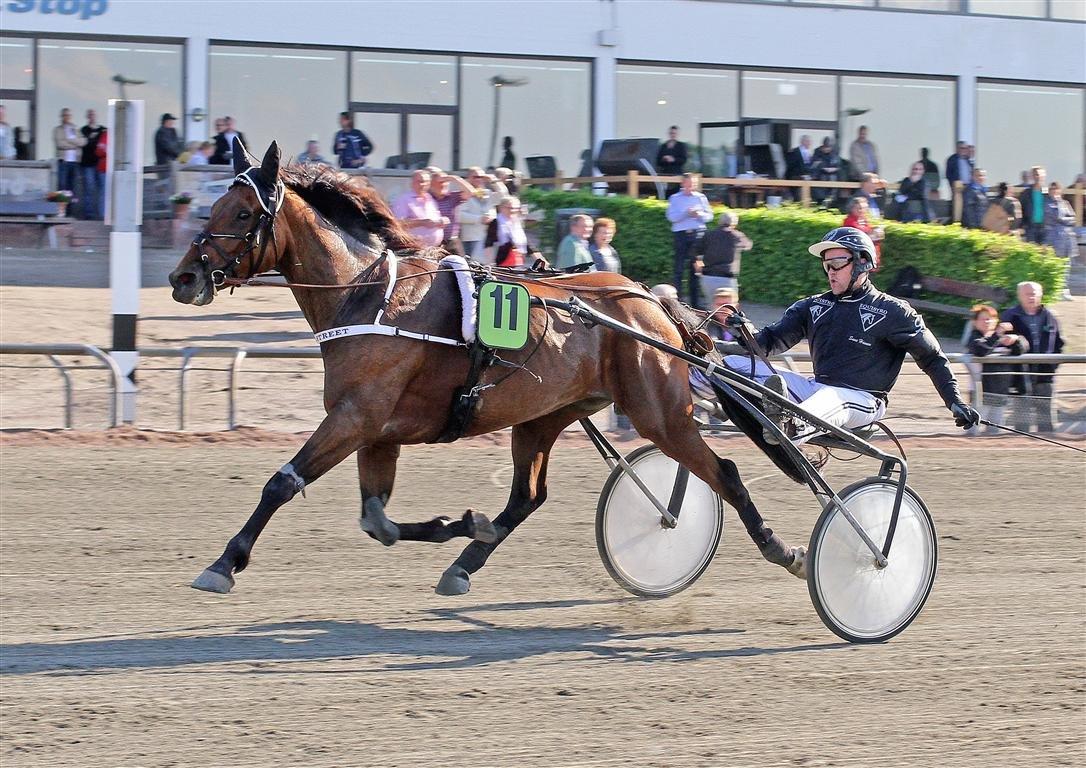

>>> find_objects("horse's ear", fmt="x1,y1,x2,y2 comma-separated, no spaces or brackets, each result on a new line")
260,141,281,181
231,136,251,175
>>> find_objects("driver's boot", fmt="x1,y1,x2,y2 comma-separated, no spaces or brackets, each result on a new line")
762,374,791,445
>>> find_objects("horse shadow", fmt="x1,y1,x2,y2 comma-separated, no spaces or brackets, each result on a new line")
0,597,849,676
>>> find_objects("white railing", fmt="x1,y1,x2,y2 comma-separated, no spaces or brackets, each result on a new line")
2,343,1083,433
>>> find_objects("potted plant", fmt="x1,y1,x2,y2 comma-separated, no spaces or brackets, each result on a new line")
45,190,72,217
170,192,194,219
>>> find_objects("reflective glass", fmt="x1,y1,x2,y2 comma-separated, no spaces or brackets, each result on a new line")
460,57,589,177
408,113,453,171
2,100,31,158
793,0,874,5
977,82,1085,187
741,70,836,121
840,75,954,191
353,112,400,168
878,0,960,8
0,36,34,90
37,39,182,164
616,64,738,173
210,45,345,167
351,51,456,106
968,0,1045,16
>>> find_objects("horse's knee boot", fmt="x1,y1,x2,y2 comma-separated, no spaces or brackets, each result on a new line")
262,463,306,506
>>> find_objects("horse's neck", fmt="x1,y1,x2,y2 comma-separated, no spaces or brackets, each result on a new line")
275,196,386,333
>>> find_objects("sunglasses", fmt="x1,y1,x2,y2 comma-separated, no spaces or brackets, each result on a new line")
822,256,854,274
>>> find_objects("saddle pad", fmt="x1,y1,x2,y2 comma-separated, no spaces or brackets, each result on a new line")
438,255,477,343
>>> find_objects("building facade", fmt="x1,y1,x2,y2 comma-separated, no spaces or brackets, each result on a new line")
1,0,1083,188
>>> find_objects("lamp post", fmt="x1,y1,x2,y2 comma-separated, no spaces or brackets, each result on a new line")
488,75,527,168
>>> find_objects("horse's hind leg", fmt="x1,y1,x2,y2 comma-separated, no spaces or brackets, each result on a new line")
356,444,496,546
615,356,801,573
436,408,579,596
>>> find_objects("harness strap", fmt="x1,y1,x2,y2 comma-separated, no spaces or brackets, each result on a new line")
315,323,463,347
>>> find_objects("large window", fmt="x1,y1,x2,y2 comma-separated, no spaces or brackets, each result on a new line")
0,36,34,90
36,38,182,165
616,64,738,166
741,70,836,121
459,56,590,177
977,81,1085,187
840,75,955,186
351,51,456,106
210,44,346,166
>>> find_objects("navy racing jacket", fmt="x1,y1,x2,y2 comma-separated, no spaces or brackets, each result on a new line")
751,281,962,407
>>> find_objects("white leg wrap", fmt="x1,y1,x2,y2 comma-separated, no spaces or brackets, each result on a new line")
279,462,306,497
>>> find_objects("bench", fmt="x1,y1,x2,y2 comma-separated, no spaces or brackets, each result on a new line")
0,200,72,249
889,267,1009,318
0,215,73,248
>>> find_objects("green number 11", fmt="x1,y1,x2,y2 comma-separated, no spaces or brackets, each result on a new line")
488,283,520,330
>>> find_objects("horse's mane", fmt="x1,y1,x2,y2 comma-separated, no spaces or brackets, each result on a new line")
279,163,421,252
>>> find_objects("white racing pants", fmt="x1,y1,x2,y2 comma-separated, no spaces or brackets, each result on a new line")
718,356,886,443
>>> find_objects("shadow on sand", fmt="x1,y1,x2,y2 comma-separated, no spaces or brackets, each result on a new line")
0,597,849,676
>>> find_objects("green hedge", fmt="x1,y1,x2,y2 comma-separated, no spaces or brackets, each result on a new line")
520,190,1065,312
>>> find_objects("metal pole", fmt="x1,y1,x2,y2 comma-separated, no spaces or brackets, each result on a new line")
227,349,247,430
46,355,73,429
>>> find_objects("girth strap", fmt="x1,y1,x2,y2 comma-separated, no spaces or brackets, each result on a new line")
431,341,497,444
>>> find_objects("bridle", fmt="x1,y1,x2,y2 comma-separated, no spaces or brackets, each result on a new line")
191,168,285,290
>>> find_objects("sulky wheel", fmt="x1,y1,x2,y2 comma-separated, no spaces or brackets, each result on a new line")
595,445,723,598
807,478,937,644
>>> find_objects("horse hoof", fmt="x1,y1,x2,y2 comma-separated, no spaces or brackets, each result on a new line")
191,568,234,594
360,512,400,547
786,546,808,581
465,509,498,544
435,566,471,596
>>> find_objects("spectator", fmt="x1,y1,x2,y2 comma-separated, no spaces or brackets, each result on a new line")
333,112,372,169
856,172,887,220
392,169,445,248
785,134,815,200
894,162,933,222
94,127,107,217
211,116,245,165
697,211,750,307
555,213,594,271
982,182,1023,236
297,140,328,165
919,147,940,194
843,197,884,257
52,108,85,207
708,286,741,343
14,127,31,161
154,113,182,168
1044,182,1078,299
459,167,499,261
589,217,622,273
966,304,1028,430
666,172,713,308
657,125,688,195
810,137,839,203
944,141,973,197
186,141,214,167
1018,166,1047,244
961,168,989,229
0,105,14,160
499,135,516,171
429,168,473,253
79,109,105,219
487,196,529,267
494,166,518,195
1001,281,1064,432
847,125,879,180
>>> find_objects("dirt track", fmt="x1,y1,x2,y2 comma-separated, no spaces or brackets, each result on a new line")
1,438,1083,767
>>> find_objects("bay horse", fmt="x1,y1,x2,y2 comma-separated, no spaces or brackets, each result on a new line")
168,139,804,597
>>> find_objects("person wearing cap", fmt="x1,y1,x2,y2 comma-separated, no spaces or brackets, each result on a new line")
697,210,751,308
333,112,372,169
721,226,979,450
154,112,182,167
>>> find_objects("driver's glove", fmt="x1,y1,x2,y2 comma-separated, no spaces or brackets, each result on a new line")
950,401,980,430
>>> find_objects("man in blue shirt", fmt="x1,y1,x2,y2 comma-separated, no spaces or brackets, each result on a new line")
666,173,713,308
1017,166,1047,244
333,112,373,169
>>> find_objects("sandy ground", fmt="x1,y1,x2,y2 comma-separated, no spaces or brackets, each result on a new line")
0,440,1083,768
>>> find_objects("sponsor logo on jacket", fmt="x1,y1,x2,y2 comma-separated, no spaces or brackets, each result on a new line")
859,303,887,332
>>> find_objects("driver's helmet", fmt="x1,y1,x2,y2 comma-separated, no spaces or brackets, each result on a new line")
808,227,878,276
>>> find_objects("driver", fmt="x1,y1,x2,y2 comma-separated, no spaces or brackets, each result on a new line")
721,226,979,443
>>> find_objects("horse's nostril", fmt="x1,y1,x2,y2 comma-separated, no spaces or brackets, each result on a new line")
177,272,195,286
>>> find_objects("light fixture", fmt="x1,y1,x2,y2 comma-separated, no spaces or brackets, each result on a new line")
185,107,206,123
657,99,667,105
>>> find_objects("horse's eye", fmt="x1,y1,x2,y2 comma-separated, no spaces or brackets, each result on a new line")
237,211,252,220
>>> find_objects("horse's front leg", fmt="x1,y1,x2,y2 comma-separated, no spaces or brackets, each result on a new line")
191,407,364,594
357,444,496,546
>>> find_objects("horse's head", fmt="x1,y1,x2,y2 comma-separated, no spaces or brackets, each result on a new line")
169,138,285,305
